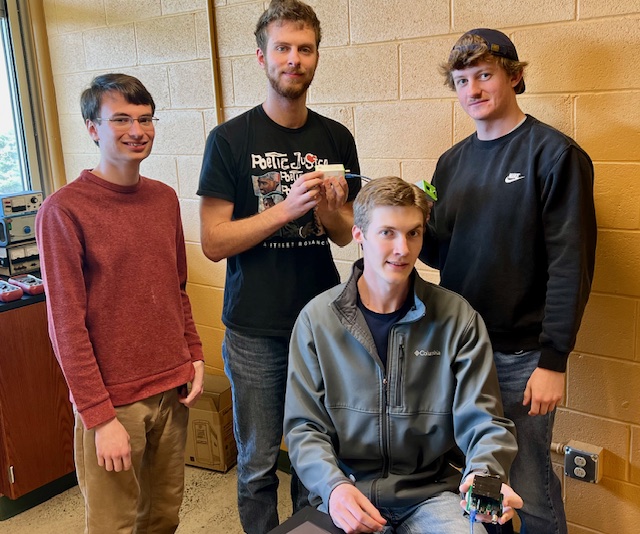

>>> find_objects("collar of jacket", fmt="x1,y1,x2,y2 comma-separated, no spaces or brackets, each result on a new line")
331,258,426,326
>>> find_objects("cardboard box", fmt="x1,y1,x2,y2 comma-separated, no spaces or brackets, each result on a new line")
185,374,237,472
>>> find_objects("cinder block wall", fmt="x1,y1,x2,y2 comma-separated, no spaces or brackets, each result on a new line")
43,1,639,531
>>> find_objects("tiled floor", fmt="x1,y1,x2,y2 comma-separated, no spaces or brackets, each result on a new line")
2,466,292,533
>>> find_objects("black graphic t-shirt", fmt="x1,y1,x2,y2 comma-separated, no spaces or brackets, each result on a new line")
198,105,361,336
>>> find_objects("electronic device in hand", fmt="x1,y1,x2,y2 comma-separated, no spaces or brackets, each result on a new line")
315,164,345,179
8,273,44,295
0,280,24,302
465,473,503,523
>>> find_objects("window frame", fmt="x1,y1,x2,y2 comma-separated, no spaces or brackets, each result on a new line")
1,0,53,196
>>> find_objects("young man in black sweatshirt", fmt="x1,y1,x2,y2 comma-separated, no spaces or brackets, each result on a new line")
420,28,597,534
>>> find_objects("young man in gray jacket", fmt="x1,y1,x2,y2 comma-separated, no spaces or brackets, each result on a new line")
284,176,522,533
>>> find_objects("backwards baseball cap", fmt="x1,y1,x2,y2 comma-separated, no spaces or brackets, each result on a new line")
468,28,519,61
461,28,526,94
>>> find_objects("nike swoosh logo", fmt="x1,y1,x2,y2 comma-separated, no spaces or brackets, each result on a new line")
505,173,525,183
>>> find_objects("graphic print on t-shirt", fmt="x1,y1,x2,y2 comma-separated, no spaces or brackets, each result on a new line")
252,171,285,211
251,150,331,246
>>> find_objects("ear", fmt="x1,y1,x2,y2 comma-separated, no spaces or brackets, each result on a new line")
352,225,364,245
257,47,266,69
86,118,100,143
510,70,524,90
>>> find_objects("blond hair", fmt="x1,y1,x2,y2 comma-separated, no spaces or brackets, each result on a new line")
354,177,431,233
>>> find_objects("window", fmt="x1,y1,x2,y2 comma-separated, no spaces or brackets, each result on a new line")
0,0,47,195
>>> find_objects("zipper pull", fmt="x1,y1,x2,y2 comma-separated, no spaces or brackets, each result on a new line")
382,377,388,405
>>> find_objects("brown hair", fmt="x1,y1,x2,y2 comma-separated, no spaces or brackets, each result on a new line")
440,33,528,93
254,0,321,52
81,73,155,122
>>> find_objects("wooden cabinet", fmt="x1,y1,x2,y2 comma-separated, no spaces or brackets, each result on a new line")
0,299,74,499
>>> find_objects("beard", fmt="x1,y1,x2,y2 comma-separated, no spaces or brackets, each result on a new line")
266,69,315,100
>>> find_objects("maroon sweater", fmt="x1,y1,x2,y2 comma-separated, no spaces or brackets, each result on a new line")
36,170,203,429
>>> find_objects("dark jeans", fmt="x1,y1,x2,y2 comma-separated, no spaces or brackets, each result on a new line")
493,350,568,534
223,329,309,534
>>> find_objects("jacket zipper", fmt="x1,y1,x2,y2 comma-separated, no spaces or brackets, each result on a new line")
381,376,389,474
395,335,406,407
372,375,390,507
373,333,406,503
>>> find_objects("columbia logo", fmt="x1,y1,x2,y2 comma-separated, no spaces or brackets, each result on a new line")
414,349,441,357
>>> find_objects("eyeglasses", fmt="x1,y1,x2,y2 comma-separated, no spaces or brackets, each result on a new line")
95,116,159,129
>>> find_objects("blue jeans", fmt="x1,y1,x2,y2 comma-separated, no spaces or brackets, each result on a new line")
223,329,308,534
493,350,567,534
378,492,486,533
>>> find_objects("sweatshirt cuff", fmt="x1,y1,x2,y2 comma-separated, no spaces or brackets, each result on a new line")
538,346,569,373
189,343,204,363
78,397,117,430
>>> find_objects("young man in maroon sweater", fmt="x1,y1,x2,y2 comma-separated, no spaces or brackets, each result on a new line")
36,73,205,533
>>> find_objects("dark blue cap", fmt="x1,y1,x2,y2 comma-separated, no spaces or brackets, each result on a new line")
468,28,519,61
466,28,525,94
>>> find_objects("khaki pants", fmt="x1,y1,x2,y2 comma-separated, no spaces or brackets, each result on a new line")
75,388,189,534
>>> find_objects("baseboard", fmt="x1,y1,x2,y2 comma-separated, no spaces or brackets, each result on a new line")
0,471,78,521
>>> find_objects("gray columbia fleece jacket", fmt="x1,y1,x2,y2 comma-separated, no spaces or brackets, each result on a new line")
284,259,517,512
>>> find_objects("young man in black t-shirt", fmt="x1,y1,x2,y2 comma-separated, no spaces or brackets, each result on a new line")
197,1,360,533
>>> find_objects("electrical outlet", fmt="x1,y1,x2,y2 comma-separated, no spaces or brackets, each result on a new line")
563,440,603,483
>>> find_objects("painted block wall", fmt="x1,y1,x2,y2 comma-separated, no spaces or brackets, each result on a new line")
42,1,640,531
